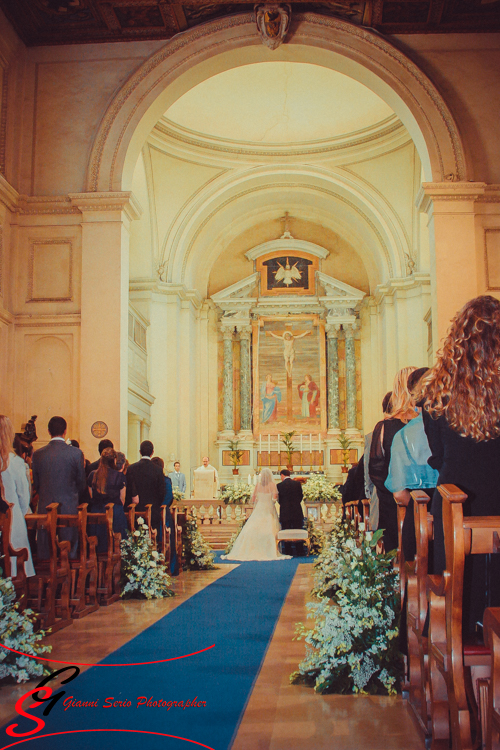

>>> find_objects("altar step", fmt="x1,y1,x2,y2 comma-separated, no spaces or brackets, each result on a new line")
196,523,237,550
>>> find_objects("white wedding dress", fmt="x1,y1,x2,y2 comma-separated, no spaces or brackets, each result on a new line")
222,490,291,561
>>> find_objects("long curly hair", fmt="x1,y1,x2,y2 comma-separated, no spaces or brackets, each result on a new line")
0,415,14,472
420,295,500,441
93,447,117,494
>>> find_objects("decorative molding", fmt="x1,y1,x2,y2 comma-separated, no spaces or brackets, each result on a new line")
154,114,405,160
27,239,73,303
417,182,490,213
69,191,143,222
373,272,431,305
485,228,500,291
129,279,203,308
86,14,466,192
13,313,81,327
245,239,329,262
0,225,2,297
0,173,19,212
17,195,78,216
0,66,7,177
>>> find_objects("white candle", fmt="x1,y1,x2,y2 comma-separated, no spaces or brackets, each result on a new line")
253,474,257,485
309,433,312,453
318,433,321,451
248,474,252,485
300,434,303,452
268,433,271,454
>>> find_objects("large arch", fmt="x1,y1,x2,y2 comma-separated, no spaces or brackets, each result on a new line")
87,13,468,194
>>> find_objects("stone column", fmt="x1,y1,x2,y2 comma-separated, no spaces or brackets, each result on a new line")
238,325,252,432
221,325,234,432
326,325,340,430
127,413,141,463
70,192,142,454
344,323,358,430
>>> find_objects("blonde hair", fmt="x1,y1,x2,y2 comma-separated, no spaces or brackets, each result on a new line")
387,367,417,422
0,415,14,472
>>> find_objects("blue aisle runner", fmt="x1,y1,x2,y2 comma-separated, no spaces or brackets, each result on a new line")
1,559,312,750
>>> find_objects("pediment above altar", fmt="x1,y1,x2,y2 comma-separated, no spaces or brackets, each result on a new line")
316,272,365,306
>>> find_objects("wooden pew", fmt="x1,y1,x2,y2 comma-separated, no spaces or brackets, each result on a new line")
361,498,371,530
0,503,29,610
405,490,433,738
57,503,99,618
428,484,495,750
344,500,362,529
159,505,171,564
127,504,157,549
484,608,500,750
87,504,121,605
174,507,186,570
25,503,73,633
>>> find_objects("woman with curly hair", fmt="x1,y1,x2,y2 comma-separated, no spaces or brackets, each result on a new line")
369,366,418,552
420,294,500,635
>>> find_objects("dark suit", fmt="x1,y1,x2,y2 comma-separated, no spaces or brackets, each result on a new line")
32,439,86,558
277,477,304,529
126,457,165,538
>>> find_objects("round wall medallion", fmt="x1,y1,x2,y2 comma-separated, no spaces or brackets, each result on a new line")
91,421,108,439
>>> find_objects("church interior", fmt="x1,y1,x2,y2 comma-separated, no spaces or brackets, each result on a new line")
0,0,500,748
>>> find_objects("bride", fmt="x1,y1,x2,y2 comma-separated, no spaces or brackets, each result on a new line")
221,468,291,561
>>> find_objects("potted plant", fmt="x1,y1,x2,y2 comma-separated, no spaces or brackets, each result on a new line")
281,431,296,471
338,431,353,473
228,439,244,475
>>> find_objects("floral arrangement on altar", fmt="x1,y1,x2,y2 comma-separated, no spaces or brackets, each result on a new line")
302,473,341,503
291,522,401,695
220,482,252,505
0,575,51,683
120,517,174,599
182,517,217,570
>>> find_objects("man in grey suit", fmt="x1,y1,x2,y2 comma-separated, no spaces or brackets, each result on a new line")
168,461,186,495
32,416,86,558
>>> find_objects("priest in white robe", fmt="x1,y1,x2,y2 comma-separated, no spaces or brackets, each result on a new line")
196,456,219,491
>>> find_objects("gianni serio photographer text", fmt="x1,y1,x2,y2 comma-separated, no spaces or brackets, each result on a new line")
64,696,207,710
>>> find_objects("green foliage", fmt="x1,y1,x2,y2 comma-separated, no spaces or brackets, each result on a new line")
291,520,402,695
281,431,296,464
305,518,325,556
120,517,174,599
337,432,353,467
0,575,52,683
220,482,252,505
182,518,217,570
228,440,244,467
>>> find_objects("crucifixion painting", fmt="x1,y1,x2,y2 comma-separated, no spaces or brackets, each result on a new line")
266,329,311,377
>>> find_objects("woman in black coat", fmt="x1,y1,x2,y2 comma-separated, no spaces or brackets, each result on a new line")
420,295,500,636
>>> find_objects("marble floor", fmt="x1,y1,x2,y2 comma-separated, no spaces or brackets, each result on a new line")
1,564,424,749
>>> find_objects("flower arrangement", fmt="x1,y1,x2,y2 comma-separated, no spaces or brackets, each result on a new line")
302,473,341,503
120,517,174,599
220,482,252,505
224,517,248,555
182,518,217,570
0,575,52,683
228,440,244,469
291,525,401,695
172,487,184,503
305,518,326,556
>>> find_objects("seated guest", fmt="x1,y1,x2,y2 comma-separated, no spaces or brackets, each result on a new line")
420,295,500,637
86,438,114,476
151,456,179,575
369,367,418,552
88,447,127,552
341,458,365,521
0,415,35,577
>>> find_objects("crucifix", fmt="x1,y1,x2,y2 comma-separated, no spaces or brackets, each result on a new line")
280,211,293,239
266,326,311,419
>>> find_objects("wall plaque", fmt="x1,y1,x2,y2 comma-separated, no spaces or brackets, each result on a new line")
91,421,108,438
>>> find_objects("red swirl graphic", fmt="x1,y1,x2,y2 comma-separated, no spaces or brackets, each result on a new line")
0,730,215,750
0,644,215,667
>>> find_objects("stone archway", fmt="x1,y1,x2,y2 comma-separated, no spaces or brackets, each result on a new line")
86,13,467,194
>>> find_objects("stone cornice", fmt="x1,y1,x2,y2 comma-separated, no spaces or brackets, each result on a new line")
373,273,431,304
0,174,19,212
12,313,81,328
416,182,500,212
129,279,203,309
69,192,143,222
0,303,13,325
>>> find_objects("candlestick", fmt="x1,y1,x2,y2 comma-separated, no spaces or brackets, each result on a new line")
277,432,281,472
268,433,271,467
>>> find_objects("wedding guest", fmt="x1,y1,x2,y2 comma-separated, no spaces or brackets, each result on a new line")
32,416,86,558
151,456,178,575
88,447,127,552
126,440,165,531
116,452,138,505
86,439,114,476
364,391,392,531
0,415,35,577
369,367,418,552
420,295,500,636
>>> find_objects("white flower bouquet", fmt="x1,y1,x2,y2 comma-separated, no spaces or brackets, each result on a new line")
182,518,216,570
302,473,341,503
172,487,184,503
0,575,52,683
291,525,401,695
220,482,252,505
120,517,174,599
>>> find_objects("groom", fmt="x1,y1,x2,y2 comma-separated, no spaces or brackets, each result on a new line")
277,470,305,555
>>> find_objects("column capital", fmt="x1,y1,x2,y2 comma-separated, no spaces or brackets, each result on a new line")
343,320,359,336
416,182,495,214
69,191,143,222
325,323,341,338
221,325,234,340
236,325,252,340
